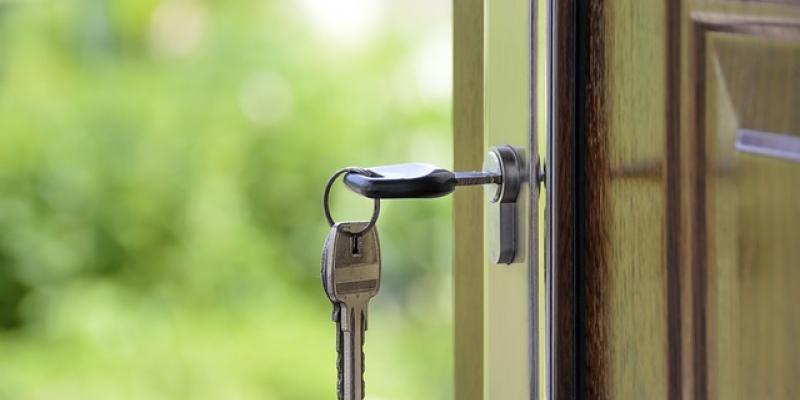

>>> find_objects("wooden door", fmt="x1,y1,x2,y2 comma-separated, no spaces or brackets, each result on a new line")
454,0,800,399
547,0,800,399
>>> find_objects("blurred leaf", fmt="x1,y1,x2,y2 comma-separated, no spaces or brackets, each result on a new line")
0,0,453,398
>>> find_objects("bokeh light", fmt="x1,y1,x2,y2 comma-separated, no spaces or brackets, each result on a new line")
0,0,453,398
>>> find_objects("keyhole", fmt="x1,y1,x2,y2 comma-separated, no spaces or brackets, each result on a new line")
351,235,361,256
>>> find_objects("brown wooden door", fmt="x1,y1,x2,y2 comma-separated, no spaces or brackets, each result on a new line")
549,0,800,399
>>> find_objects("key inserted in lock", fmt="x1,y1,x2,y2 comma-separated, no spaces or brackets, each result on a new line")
341,144,528,264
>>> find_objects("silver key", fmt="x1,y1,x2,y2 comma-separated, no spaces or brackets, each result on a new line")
321,222,381,400
321,237,345,398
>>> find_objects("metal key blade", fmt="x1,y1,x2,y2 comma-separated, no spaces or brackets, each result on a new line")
322,228,345,399
324,222,380,400
342,302,366,400
334,303,345,400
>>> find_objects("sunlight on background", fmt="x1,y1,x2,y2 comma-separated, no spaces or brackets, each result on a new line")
296,0,385,49
0,0,453,398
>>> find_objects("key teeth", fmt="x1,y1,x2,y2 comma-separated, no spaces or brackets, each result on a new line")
361,345,366,399
361,313,366,400
336,318,344,400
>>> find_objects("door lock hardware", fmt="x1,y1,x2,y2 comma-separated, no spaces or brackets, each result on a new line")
341,145,530,264
483,145,525,264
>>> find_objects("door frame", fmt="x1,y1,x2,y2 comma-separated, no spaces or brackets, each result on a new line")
453,0,541,398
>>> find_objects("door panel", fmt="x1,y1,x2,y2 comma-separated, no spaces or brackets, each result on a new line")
547,0,800,399
692,12,800,400
484,0,535,398
454,0,537,398
453,1,485,398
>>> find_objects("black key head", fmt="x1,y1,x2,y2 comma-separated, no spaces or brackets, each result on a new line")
343,163,456,199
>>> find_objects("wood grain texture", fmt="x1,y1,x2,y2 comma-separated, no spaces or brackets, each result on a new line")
453,0,484,398
551,0,576,398
576,0,609,398
577,0,672,399
546,1,800,399
665,2,684,398
556,1,800,399
685,6,800,399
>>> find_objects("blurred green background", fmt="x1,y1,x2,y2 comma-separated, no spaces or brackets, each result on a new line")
0,0,453,398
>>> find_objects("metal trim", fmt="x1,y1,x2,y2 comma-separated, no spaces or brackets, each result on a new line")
736,128,800,163
544,0,556,397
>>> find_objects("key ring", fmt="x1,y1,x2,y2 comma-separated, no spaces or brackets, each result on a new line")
323,167,380,236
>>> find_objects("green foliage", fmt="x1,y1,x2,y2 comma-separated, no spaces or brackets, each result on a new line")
0,1,452,398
